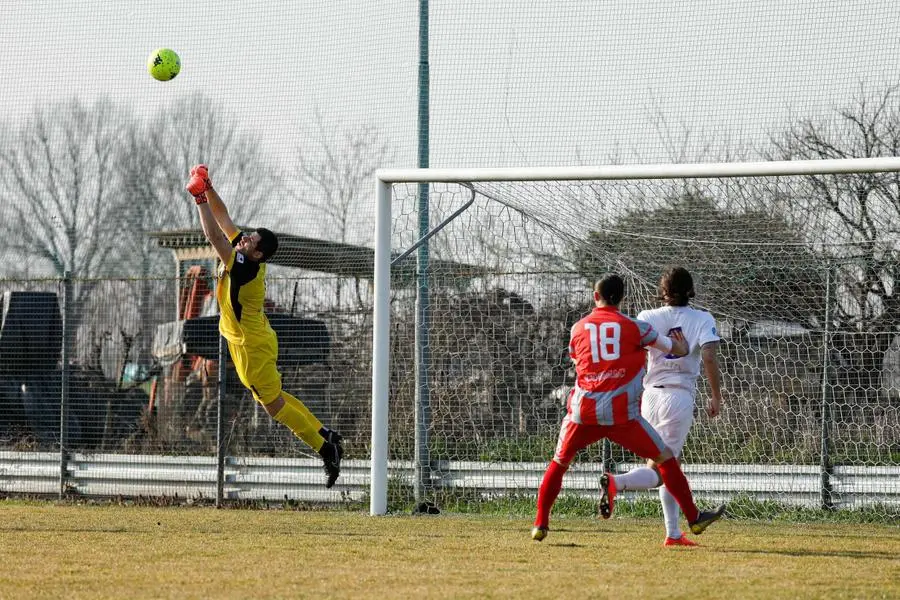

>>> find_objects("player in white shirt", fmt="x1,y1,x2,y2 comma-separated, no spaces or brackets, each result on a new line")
601,266,724,547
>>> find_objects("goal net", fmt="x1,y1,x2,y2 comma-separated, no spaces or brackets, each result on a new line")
370,159,900,519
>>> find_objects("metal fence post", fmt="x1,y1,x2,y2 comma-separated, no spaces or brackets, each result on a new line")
601,438,613,475
413,0,433,511
819,265,834,510
59,270,72,499
216,334,227,507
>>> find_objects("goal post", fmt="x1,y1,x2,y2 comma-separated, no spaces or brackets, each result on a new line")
371,178,393,516
371,157,900,516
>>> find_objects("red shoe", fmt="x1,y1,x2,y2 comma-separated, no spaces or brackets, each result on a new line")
664,534,699,547
599,473,617,519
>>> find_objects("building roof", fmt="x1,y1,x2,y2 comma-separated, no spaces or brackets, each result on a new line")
149,229,487,280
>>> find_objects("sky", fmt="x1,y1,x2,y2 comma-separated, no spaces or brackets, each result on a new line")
4,1,900,163
2,0,900,240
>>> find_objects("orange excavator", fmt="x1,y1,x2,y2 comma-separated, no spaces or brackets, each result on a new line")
149,265,216,415
174,265,215,381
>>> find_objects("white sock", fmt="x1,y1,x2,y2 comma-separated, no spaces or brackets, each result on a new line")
660,485,682,538
614,467,661,491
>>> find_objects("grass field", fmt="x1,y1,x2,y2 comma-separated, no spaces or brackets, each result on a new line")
0,500,897,599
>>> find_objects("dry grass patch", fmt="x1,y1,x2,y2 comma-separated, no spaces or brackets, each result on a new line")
0,501,896,599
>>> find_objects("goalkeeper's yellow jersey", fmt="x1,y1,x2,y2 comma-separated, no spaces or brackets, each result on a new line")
216,231,276,346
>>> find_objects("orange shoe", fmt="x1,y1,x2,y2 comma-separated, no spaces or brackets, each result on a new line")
664,534,699,547
599,473,617,519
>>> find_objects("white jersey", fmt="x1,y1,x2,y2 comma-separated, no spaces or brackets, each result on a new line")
637,305,720,391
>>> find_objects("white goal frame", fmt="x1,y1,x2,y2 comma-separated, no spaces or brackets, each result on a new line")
370,156,900,515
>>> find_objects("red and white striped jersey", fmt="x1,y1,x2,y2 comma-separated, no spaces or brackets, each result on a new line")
567,306,658,425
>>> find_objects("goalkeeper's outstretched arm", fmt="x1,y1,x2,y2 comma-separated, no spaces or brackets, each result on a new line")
187,165,241,240
196,200,233,264
205,186,241,241
185,165,235,264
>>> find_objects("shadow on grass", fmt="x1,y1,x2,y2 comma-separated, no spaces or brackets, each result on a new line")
721,548,897,560
545,542,585,548
0,526,136,534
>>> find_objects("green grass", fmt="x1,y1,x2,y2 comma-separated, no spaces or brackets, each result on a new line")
384,482,900,524
0,500,897,599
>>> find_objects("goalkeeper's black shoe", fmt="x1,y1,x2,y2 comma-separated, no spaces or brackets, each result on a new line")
318,429,344,488
320,427,343,447
688,503,727,535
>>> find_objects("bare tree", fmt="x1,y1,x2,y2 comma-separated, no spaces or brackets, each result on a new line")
0,94,280,364
120,93,279,275
291,116,392,307
767,84,900,401
0,98,131,338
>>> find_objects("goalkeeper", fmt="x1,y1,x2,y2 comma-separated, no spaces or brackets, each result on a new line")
185,165,343,487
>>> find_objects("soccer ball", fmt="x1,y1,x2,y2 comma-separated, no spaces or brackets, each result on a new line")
147,48,181,81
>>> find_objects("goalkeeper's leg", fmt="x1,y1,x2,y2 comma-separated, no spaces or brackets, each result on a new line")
230,340,327,452
261,392,343,488
232,341,343,488
263,392,325,450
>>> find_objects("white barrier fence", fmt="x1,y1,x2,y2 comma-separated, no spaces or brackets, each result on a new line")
1,451,897,510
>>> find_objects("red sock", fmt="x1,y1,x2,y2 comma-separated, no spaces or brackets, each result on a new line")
535,460,567,528
657,457,699,523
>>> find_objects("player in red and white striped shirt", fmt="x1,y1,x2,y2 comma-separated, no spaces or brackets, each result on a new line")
531,273,725,542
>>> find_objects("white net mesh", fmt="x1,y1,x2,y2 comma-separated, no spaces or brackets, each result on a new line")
385,167,900,516
1,2,899,512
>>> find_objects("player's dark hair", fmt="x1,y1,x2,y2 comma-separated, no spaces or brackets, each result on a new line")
594,273,625,306
255,228,279,262
659,266,695,306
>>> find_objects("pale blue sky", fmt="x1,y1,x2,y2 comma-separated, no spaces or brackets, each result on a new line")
3,0,899,169
3,0,900,247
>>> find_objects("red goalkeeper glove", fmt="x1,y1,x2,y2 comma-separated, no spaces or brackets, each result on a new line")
190,164,212,187
185,164,212,204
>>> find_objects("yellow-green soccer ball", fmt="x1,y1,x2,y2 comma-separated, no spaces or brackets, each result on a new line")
147,48,181,81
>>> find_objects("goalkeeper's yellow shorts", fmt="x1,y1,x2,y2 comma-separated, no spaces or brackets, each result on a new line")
227,335,282,405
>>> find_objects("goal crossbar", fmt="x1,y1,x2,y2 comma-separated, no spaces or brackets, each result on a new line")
376,157,900,184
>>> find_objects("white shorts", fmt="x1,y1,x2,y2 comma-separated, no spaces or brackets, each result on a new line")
640,386,695,457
